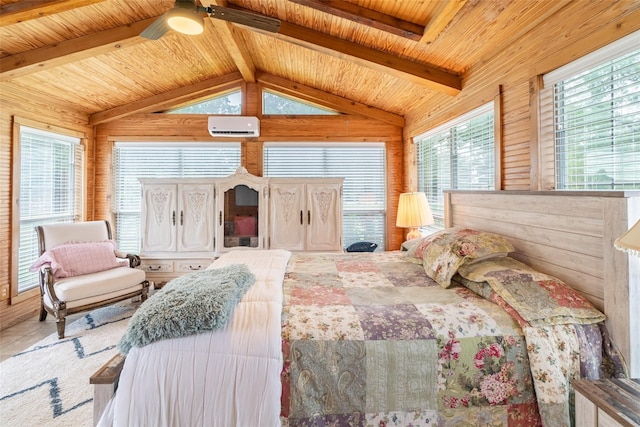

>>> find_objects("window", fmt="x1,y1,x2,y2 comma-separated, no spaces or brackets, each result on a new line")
263,143,386,249
15,125,83,293
263,89,338,115
113,143,241,253
415,103,495,228
540,31,640,190
167,90,242,114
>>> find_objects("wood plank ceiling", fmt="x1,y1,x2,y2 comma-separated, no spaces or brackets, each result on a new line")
0,0,572,125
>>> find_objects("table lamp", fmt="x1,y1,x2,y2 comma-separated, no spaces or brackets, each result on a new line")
615,219,640,257
396,192,434,241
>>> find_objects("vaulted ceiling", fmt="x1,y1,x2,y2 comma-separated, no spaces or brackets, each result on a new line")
1,0,571,125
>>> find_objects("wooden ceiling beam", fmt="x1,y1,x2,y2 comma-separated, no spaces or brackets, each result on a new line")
0,0,104,26
89,72,244,125
288,0,424,41
258,72,404,127
253,19,461,95
422,0,467,43
208,0,257,83
0,18,157,81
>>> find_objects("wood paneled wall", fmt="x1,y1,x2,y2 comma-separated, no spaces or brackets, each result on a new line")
93,111,405,248
403,2,640,192
0,88,93,329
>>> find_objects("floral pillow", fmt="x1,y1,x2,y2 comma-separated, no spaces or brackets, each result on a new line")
457,256,605,326
29,240,125,279
410,227,514,288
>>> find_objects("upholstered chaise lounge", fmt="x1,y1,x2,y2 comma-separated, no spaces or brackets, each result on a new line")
32,220,149,338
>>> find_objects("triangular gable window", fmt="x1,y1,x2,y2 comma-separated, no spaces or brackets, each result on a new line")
167,90,242,114
263,89,338,115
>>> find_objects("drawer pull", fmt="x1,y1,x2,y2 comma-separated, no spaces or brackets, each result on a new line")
148,266,162,271
188,265,202,270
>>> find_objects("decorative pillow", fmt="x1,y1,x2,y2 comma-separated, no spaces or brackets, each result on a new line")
29,240,125,279
457,256,605,326
414,227,514,288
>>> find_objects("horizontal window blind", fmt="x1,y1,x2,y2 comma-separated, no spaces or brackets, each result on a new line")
113,143,241,252
264,143,386,249
19,126,82,292
541,31,640,190
416,103,495,227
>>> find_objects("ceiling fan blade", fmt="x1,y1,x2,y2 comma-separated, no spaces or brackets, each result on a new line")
208,5,281,33
140,14,170,40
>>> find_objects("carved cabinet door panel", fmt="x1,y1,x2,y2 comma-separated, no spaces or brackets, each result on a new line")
141,183,177,252
306,182,343,251
178,183,215,252
269,181,305,250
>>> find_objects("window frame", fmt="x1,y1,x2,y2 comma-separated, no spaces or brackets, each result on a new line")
537,30,640,190
11,118,85,302
414,102,498,230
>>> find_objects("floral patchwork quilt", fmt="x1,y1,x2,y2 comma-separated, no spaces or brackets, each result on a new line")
279,251,618,427
280,251,546,426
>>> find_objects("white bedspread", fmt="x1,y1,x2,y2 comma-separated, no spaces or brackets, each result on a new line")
98,249,291,427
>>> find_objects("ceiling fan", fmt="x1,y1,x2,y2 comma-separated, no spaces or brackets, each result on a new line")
141,0,281,40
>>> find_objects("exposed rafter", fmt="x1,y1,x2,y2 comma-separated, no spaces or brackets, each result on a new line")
0,0,104,27
207,0,257,83
258,72,404,127
288,0,424,41
257,19,461,95
89,72,244,125
422,0,467,43
0,18,156,81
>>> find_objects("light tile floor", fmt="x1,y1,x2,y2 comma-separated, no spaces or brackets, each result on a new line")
0,312,83,363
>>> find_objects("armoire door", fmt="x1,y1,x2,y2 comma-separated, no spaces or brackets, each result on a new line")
269,182,305,250
306,182,342,251
178,183,215,252
141,183,177,252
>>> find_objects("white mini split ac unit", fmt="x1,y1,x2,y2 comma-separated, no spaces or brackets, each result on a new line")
208,116,260,137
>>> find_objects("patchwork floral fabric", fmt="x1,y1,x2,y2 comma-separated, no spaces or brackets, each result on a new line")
452,259,622,427
281,251,548,427
456,256,605,326
407,227,514,288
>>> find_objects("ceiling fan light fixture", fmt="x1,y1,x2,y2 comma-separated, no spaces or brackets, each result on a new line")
166,6,204,35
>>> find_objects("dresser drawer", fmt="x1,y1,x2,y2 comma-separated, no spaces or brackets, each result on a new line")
175,259,210,273
139,260,174,273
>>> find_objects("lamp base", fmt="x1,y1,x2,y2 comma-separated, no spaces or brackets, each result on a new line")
406,228,423,241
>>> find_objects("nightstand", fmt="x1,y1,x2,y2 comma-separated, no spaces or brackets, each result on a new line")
573,378,640,427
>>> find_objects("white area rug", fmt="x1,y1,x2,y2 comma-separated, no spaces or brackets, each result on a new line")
0,303,135,427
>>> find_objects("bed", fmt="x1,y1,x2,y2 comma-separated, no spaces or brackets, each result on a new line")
96,191,638,427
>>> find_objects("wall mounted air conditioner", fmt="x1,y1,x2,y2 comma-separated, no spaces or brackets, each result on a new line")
208,116,260,137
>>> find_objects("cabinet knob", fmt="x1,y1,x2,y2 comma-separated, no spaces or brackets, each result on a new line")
180,211,184,226
308,210,311,225
300,210,303,225
172,211,176,225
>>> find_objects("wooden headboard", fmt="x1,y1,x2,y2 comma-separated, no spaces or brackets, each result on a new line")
444,190,640,377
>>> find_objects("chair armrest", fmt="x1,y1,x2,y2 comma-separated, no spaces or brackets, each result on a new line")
39,266,64,309
115,251,141,268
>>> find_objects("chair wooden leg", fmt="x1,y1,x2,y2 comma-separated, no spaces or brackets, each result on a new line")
56,317,66,339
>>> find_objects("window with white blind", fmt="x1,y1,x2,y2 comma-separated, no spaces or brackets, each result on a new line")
17,126,83,293
113,143,241,253
263,143,386,249
540,31,640,190
415,103,495,229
